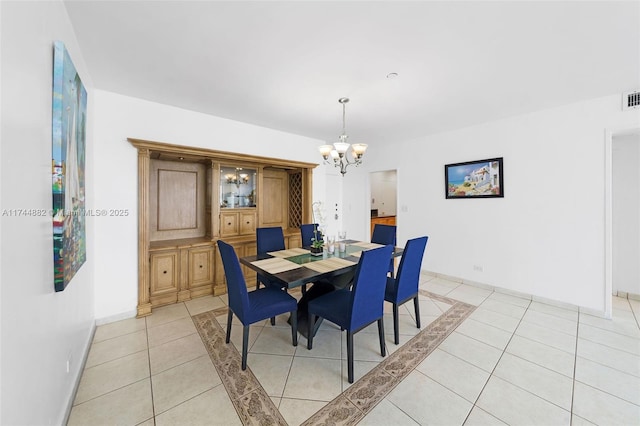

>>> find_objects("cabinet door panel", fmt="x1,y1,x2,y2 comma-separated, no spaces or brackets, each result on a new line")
220,212,239,237
261,169,287,227
189,247,214,286
287,234,302,249
150,250,179,306
240,212,256,235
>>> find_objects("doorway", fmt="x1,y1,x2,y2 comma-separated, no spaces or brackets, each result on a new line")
605,126,640,318
369,170,398,238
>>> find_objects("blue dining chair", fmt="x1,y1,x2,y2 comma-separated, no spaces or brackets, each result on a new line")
300,223,322,247
256,227,287,290
300,223,322,295
307,244,394,383
385,236,428,344
371,224,397,277
217,240,298,370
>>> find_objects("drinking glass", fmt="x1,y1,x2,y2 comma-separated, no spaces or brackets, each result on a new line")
338,231,347,252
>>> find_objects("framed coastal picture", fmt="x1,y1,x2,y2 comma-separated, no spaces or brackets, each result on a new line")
52,41,87,292
445,157,504,199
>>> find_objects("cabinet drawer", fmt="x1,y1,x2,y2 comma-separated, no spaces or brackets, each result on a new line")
220,212,239,237
239,212,256,235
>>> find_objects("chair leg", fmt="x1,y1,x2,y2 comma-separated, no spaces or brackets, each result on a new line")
414,296,421,329
301,284,307,295
270,316,276,326
392,303,400,345
377,318,386,357
225,309,233,344
241,325,250,370
347,331,354,383
290,310,298,346
307,313,315,349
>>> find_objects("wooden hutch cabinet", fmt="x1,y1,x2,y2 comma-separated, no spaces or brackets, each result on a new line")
130,138,316,317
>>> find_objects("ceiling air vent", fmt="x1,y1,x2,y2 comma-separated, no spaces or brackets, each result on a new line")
622,90,640,110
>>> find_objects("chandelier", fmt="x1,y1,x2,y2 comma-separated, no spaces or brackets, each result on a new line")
318,98,368,176
225,168,249,187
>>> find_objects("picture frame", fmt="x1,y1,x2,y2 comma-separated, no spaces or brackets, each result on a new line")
52,41,87,291
445,157,504,199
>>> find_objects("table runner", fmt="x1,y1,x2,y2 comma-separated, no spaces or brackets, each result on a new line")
251,257,302,274
267,247,310,258
303,257,356,273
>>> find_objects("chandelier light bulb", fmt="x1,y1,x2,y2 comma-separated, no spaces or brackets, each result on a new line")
318,145,333,160
333,142,350,156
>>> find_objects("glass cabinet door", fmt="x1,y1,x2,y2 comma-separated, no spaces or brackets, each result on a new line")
220,166,256,208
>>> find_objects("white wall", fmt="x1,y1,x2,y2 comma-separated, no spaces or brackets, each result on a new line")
612,132,640,296
361,95,640,312
92,90,326,320
0,1,95,424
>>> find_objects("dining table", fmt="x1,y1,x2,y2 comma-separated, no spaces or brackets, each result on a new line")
239,239,404,337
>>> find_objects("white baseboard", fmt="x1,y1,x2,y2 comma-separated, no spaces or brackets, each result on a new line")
532,295,579,312
580,305,610,319
96,309,138,326
615,291,640,301
493,286,532,301
62,321,96,425
422,269,607,318
433,272,463,283
462,278,494,291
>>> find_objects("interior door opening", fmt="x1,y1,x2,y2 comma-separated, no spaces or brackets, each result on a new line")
369,170,397,238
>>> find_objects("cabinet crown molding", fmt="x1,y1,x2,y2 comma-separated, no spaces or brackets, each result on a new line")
128,138,318,170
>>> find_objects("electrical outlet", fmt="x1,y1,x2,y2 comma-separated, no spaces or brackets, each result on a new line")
473,265,484,272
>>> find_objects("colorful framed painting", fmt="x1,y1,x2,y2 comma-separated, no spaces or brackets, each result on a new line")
52,41,87,292
445,157,504,199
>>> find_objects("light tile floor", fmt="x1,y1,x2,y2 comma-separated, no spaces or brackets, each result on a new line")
68,273,640,425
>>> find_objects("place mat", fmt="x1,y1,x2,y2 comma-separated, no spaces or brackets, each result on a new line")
251,257,302,274
267,247,310,258
303,257,356,273
351,242,385,250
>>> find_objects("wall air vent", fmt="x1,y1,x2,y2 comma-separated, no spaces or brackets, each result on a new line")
622,90,640,110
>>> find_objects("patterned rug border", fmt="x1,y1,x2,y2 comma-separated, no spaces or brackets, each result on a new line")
192,290,475,426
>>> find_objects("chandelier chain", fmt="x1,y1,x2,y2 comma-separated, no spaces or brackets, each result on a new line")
342,101,346,136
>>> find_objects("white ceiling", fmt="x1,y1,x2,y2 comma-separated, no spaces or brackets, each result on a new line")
64,1,640,145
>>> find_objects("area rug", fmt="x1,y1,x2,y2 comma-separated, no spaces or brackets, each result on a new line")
192,290,475,426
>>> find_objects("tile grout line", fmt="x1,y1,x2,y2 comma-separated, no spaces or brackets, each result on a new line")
569,314,580,426
462,295,533,425
144,316,157,424
486,299,581,418
494,301,579,411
